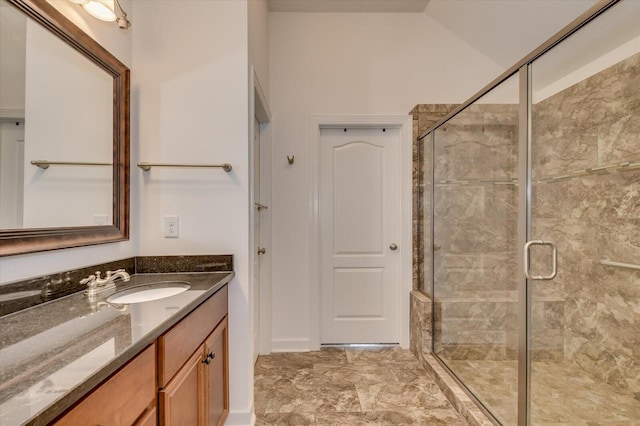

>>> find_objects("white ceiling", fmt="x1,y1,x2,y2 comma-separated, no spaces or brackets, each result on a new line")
424,0,599,68
268,0,431,13
266,0,600,70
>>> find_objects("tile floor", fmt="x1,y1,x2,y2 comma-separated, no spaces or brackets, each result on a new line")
447,359,640,425
254,346,468,425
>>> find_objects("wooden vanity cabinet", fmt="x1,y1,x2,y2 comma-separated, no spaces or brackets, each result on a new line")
159,346,204,425
158,287,229,426
54,343,156,426
203,317,229,425
52,285,228,426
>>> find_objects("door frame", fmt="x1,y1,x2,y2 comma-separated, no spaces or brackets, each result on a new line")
308,115,413,350
249,67,272,357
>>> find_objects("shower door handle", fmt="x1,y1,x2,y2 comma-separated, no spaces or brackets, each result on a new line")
524,240,557,280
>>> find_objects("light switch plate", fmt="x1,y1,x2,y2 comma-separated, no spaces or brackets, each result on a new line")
164,215,179,238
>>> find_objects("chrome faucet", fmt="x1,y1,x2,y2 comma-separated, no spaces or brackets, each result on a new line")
97,269,130,286
82,269,130,299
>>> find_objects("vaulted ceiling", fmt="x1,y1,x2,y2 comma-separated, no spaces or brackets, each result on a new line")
267,0,600,69
268,0,432,13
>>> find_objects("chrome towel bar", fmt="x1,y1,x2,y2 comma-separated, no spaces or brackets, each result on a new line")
600,259,640,271
137,162,232,172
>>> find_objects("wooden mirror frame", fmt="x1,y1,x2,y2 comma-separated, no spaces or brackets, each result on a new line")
0,0,129,256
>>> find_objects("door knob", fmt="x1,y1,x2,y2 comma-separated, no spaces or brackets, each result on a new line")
389,243,398,251
434,244,441,251
257,247,266,255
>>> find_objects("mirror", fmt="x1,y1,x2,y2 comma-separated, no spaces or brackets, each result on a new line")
0,0,129,256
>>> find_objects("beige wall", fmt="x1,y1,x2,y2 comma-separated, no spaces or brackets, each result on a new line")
268,10,505,351
131,1,254,423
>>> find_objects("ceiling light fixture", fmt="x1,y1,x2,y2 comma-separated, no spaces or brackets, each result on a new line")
69,0,131,29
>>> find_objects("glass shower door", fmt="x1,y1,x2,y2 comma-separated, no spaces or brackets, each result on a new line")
528,0,640,422
432,73,521,425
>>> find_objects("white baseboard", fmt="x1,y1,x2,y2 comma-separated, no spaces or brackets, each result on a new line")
271,338,311,352
225,410,256,426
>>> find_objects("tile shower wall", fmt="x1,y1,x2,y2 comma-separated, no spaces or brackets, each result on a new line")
410,104,458,296
410,104,456,361
532,51,640,393
432,103,525,361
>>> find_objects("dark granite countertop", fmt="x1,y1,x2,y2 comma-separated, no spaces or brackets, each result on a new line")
0,271,234,426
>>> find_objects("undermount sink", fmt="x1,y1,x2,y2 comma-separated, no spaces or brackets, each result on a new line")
107,281,190,304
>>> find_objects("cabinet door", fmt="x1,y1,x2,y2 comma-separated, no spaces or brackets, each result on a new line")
135,406,157,426
159,344,205,426
54,344,156,426
203,317,229,426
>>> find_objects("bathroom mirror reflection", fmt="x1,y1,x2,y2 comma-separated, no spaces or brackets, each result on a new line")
0,0,129,257
0,0,113,229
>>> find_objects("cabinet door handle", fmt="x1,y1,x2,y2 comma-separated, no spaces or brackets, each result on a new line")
202,352,215,365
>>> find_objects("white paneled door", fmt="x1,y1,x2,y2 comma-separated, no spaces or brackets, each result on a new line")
319,127,401,344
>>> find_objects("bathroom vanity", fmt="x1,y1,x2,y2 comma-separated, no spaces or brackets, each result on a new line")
0,257,233,426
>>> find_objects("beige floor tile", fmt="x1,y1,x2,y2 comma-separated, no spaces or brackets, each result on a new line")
255,347,469,425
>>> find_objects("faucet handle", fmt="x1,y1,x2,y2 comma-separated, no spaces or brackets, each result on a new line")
80,274,97,287
106,269,125,277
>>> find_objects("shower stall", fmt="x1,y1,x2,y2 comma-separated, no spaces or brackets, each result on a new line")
417,0,640,424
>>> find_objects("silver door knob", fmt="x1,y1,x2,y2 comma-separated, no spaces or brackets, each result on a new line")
389,243,398,251
257,247,266,255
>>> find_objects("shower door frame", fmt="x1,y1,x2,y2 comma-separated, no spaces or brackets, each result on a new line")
420,1,623,424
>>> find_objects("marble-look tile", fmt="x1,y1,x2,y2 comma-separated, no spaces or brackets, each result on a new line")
484,184,518,219
345,346,420,364
434,125,517,181
598,218,640,262
256,347,347,369
356,381,452,411
434,253,485,293
420,354,495,426
434,186,485,220
412,104,457,295
439,344,510,361
598,113,640,165
410,46,640,426
410,408,469,425
256,413,315,425
316,410,424,425
435,217,517,253
561,65,632,132
533,90,563,142
256,347,472,425
257,381,361,414
533,171,640,224
410,291,434,360
532,125,599,179
313,362,398,387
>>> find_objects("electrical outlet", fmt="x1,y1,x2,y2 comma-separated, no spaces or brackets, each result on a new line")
93,214,109,225
164,215,179,238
